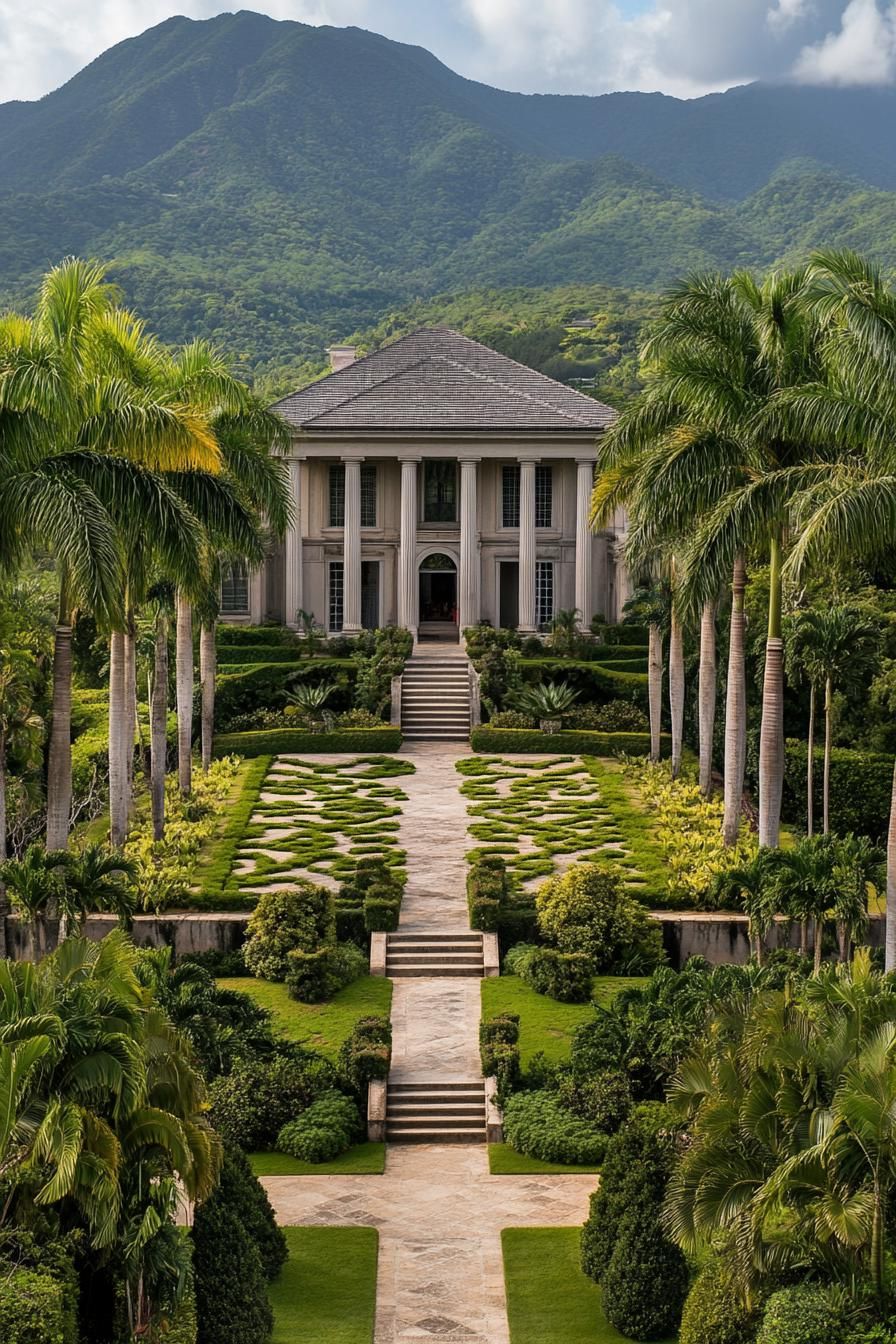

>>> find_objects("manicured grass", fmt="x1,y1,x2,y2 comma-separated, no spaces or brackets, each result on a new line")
250,1142,385,1176
502,1228,677,1344
488,1144,600,1175
481,975,647,1066
217,975,393,1059
270,1226,378,1344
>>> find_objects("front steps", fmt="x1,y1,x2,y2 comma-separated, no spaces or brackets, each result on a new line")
387,1081,486,1143
400,654,471,739
385,931,484,978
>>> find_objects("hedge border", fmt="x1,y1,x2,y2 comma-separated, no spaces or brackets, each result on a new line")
191,755,273,908
469,728,670,756
212,728,403,757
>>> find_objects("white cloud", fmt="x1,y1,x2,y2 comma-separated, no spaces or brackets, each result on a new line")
794,0,896,81
0,0,895,104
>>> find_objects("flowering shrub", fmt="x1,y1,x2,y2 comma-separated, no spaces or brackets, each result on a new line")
622,759,756,907
124,757,241,910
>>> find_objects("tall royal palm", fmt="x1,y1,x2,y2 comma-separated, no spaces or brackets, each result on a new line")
0,260,220,851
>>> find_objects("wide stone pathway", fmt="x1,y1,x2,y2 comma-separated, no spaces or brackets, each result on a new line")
262,742,596,1343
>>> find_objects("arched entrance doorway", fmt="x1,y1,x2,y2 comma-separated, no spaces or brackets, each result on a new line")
418,553,458,641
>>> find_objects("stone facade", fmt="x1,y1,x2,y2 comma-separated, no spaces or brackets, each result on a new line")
220,329,631,639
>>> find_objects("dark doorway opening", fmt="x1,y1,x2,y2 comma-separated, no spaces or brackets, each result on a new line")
418,553,458,640
499,561,519,630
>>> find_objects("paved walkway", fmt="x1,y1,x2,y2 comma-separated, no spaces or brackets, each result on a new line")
261,743,596,1343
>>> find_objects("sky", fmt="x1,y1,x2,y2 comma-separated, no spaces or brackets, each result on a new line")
2,0,896,102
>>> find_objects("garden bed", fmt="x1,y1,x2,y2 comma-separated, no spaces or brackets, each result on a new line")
218,975,393,1060
502,1228,677,1344
269,1227,378,1344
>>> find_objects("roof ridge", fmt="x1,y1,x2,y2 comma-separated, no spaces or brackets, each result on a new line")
429,352,597,426
302,354,435,424
427,326,614,414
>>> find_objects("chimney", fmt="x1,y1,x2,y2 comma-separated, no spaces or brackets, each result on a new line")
327,345,357,373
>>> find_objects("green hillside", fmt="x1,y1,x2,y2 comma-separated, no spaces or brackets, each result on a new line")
2,12,896,390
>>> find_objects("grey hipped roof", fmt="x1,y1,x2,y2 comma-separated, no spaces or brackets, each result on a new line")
270,327,615,432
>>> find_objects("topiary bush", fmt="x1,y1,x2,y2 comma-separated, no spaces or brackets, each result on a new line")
243,882,336,980
338,1015,392,1092
535,861,664,974
602,1211,690,1341
678,1258,762,1344
208,1049,337,1150
480,1014,521,1096
0,1268,68,1344
467,854,510,931
502,1090,606,1165
515,945,595,1002
757,1286,849,1344
285,942,368,1003
275,1090,361,1162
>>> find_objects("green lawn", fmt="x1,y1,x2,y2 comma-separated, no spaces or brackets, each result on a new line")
250,1142,386,1176
488,1144,601,1175
270,1227,378,1343
217,975,393,1060
481,975,647,1067
502,1228,677,1344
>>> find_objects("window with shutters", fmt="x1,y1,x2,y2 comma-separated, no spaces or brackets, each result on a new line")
220,560,249,614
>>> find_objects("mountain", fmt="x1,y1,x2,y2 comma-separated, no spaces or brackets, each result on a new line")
1,10,896,392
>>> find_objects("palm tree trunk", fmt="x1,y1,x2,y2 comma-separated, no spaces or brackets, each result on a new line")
758,531,785,848
723,554,748,846
648,622,662,763
823,675,833,836
199,623,216,772
669,610,685,779
698,599,717,797
0,738,8,959
814,916,823,974
886,759,896,974
46,580,74,853
807,683,816,838
109,630,127,848
124,618,137,820
151,611,168,842
175,592,193,797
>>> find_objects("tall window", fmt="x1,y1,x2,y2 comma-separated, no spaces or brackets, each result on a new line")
220,560,249,615
328,464,377,527
535,463,553,528
328,561,344,632
535,560,554,630
423,460,457,523
502,464,520,528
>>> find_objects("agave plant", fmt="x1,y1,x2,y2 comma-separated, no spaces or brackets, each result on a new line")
515,680,579,729
285,681,333,730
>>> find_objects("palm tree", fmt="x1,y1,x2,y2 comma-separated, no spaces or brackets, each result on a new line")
710,850,779,963
58,843,138,934
770,834,839,971
723,554,748,844
697,596,717,797
0,844,70,958
0,649,42,957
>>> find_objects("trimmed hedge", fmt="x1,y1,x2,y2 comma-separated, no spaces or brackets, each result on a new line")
783,739,894,841
215,660,358,727
518,658,648,706
503,1090,607,1165
217,646,309,665
193,756,272,908
470,728,670,756
217,625,296,647
213,727,402,757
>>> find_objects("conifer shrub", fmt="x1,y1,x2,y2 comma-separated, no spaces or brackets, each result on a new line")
480,1014,522,1096
603,1211,690,1341
211,1146,287,1281
193,1171,272,1344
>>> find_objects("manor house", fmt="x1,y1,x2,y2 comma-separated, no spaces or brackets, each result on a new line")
222,328,630,640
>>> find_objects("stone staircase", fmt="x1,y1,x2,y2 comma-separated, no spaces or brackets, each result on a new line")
386,1081,486,1144
385,931,485,978
400,654,471,740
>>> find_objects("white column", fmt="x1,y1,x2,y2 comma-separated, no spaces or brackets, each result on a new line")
518,458,537,633
459,457,480,633
575,458,596,630
249,565,264,624
398,457,419,637
343,457,363,634
284,458,303,629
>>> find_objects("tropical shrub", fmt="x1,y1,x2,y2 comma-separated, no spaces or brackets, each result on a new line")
757,1286,849,1344
275,1090,361,1162
535,861,664,974
678,1259,761,1344
0,1269,68,1344
338,1015,392,1091
555,1066,631,1129
502,1090,606,1164
567,699,649,732
285,941,367,1003
514,680,579,724
243,882,336,980
623,758,757,906
208,1049,336,1150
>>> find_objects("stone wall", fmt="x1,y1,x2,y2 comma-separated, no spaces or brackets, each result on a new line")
654,912,885,967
